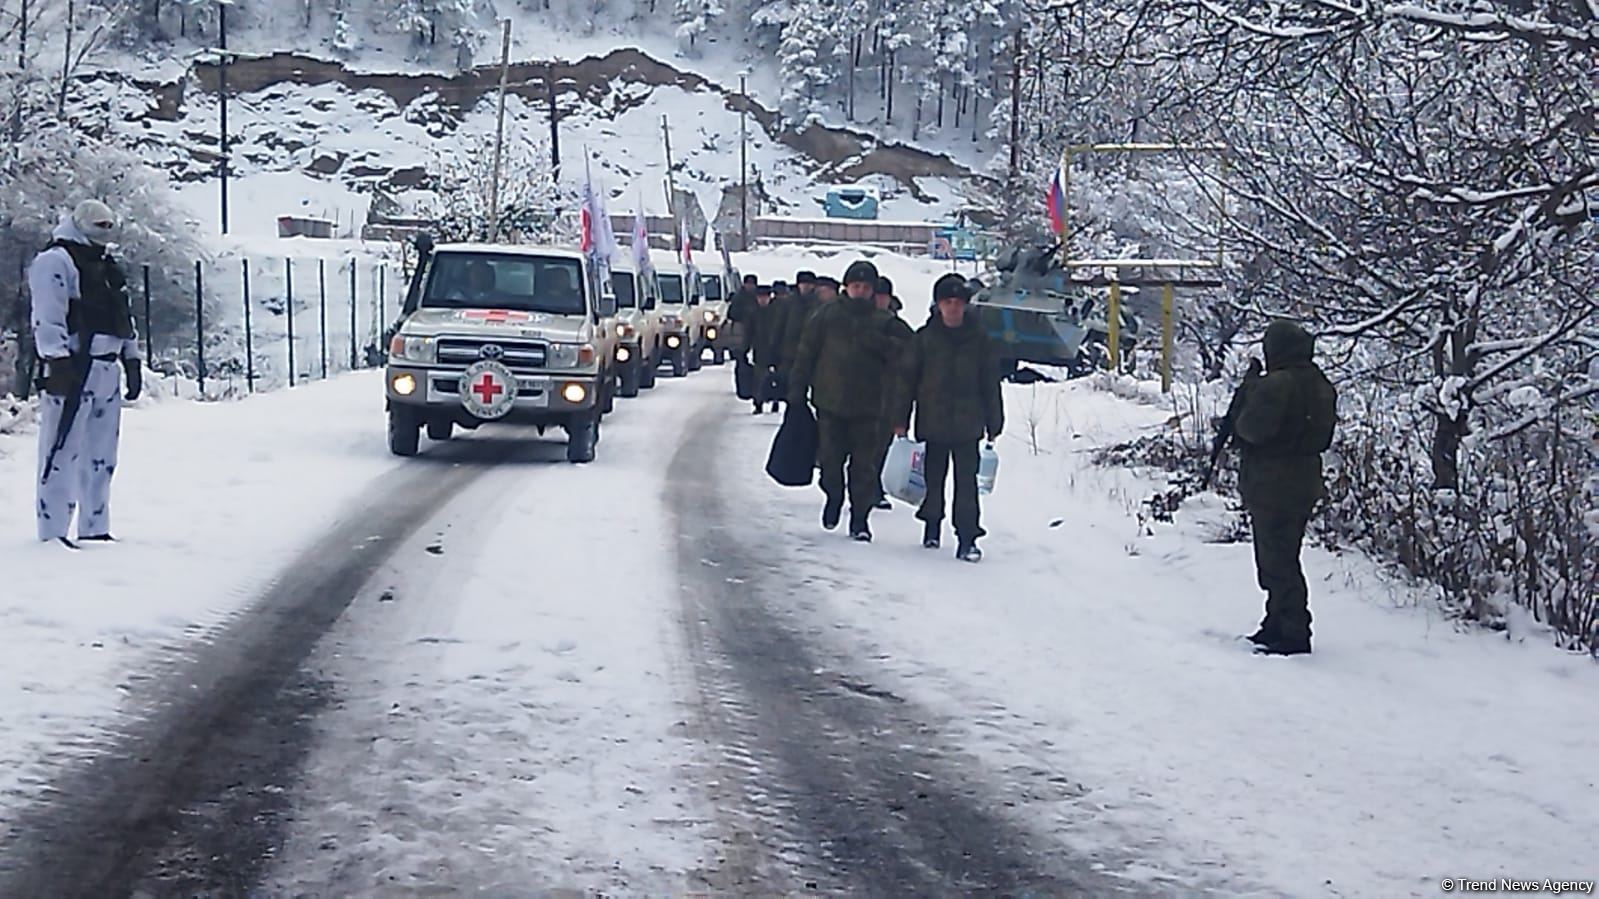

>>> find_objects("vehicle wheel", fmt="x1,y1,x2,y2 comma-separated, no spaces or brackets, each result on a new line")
566,415,598,464
388,406,421,457
619,362,640,398
601,372,616,414
641,357,658,389
672,350,687,378
712,347,726,366
426,418,453,442
687,344,702,372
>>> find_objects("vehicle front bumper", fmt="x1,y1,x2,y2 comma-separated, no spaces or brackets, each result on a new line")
386,365,600,417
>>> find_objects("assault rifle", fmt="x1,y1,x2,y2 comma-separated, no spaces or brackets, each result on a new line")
1200,357,1263,490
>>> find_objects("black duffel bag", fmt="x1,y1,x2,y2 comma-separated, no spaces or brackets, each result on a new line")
765,402,818,487
734,358,755,400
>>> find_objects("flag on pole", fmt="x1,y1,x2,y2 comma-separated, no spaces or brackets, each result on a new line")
680,216,693,266
1045,165,1067,237
579,152,603,259
632,197,650,270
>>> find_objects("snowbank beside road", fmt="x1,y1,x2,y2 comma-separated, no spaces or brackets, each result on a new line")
0,373,398,817
724,375,1599,895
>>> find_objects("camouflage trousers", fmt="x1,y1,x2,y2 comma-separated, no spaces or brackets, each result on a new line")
1249,505,1314,645
816,413,882,529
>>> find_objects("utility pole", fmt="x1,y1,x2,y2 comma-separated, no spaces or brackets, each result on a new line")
219,0,229,234
661,114,677,252
58,0,72,116
546,61,561,185
487,18,511,241
739,73,748,251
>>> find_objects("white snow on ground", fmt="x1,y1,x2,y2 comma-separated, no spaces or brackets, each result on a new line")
0,374,402,818
260,373,716,893
721,373,1599,896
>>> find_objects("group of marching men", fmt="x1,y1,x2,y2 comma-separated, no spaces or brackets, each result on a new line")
727,260,1004,563
21,198,1336,656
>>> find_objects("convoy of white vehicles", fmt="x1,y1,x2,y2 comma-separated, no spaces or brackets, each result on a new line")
384,235,739,464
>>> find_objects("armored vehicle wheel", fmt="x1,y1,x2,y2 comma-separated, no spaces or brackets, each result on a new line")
388,406,421,457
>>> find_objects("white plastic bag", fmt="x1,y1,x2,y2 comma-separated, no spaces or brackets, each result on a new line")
977,442,999,495
883,436,927,506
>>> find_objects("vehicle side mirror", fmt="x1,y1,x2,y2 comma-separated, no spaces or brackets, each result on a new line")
597,294,617,318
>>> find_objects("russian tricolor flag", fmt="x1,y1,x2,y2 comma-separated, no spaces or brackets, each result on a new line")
1045,166,1066,236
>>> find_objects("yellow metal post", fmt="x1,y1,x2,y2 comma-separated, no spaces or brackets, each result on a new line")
1160,282,1174,393
1107,280,1122,372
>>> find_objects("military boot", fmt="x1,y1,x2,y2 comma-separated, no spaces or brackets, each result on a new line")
922,520,941,549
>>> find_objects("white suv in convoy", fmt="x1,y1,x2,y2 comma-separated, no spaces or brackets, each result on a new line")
385,240,618,464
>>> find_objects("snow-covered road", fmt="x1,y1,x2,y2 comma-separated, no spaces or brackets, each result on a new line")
1,332,1593,895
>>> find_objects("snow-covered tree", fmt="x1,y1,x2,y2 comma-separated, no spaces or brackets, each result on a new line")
414,131,575,245
674,0,724,56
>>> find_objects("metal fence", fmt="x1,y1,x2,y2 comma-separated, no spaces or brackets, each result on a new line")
132,255,403,399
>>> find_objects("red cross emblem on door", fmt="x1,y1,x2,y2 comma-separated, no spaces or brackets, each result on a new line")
470,372,504,404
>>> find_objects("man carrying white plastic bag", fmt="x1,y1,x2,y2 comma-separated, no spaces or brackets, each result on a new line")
891,274,1004,562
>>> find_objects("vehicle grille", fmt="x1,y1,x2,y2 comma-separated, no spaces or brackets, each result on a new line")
436,338,547,371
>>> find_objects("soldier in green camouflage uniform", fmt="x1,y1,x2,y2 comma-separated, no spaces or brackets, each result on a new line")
1231,319,1339,655
893,274,1004,562
787,261,898,541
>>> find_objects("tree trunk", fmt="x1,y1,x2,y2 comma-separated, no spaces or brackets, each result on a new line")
913,88,922,139
936,74,944,128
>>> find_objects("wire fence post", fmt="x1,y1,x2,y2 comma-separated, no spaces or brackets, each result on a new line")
141,264,152,363
378,263,387,329
194,260,206,397
348,258,358,370
318,258,328,379
242,258,255,393
285,257,296,387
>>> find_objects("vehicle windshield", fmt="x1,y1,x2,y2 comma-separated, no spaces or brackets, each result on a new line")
702,276,723,301
611,271,637,309
421,252,587,316
658,273,684,304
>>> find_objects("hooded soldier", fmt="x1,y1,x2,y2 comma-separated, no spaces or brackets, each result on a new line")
30,200,142,548
1230,319,1338,655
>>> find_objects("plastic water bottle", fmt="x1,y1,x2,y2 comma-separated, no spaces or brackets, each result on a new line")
977,443,999,495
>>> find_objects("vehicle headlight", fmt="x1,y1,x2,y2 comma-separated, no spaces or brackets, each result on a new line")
392,373,417,396
617,323,636,339
548,342,597,369
388,334,435,363
704,310,719,324
616,345,632,363
666,334,682,349
706,326,719,341
562,382,588,404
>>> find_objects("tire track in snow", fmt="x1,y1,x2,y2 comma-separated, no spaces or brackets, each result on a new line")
669,400,1133,894
0,436,546,897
